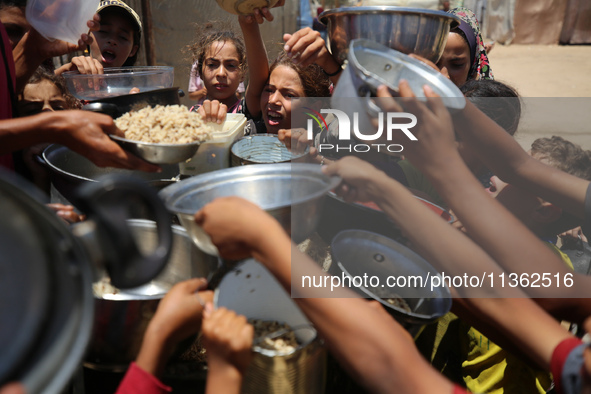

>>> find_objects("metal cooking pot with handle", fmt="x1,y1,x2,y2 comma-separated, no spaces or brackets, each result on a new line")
0,171,173,393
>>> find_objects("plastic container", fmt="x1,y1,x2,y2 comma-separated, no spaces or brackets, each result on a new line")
63,67,175,101
179,114,247,176
26,0,100,44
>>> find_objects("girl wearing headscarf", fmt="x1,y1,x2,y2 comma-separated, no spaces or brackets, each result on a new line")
436,7,493,86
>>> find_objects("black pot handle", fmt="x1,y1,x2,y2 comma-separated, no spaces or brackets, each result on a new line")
82,102,121,118
73,174,173,289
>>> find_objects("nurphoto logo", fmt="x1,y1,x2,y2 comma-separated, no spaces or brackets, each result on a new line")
305,108,418,154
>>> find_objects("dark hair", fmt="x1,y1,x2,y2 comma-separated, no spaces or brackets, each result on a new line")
22,66,81,110
268,52,331,98
189,23,246,79
98,7,141,67
531,136,591,181
461,79,521,135
0,0,27,9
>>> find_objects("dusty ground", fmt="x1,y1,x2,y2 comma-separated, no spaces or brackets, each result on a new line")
486,44,591,150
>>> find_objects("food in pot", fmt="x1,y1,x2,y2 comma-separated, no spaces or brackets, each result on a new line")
250,319,299,355
92,277,119,297
115,105,213,144
383,296,412,313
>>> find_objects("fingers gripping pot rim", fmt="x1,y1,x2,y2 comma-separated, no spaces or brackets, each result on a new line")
214,259,326,394
330,39,466,153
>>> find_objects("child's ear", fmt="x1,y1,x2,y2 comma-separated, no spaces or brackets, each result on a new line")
129,44,139,57
532,201,562,224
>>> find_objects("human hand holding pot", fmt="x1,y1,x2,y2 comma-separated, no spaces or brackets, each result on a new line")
322,156,388,203
283,27,341,80
136,278,212,377
278,128,313,155
239,0,285,24
55,56,104,75
373,81,460,175
194,196,286,262
202,305,254,375
50,110,160,172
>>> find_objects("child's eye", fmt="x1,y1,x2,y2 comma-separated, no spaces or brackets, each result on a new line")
264,86,274,93
119,35,130,42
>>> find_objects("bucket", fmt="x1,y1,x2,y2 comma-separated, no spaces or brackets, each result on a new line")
330,230,452,338
215,259,326,394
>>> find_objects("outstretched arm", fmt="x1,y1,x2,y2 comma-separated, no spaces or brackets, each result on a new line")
374,82,591,322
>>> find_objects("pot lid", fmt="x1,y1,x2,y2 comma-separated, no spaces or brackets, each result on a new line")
0,171,95,392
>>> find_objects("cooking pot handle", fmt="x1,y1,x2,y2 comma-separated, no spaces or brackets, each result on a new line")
73,174,173,289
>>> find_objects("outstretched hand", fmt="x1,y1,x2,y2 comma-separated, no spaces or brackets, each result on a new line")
240,0,285,24
322,156,385,203
282,27,340,75
373,80,459,174
195,197,283,261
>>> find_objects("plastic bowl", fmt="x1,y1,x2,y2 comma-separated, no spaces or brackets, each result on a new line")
26,0,99,44
63,66,174,101
319,6,460,64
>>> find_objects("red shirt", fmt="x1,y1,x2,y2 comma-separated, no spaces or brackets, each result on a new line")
115,362,172,394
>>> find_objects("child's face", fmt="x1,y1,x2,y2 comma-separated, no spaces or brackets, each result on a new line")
260,66,306,134
91,9,138,67
18,80,67,116
436,32,471,87
201,40,243,105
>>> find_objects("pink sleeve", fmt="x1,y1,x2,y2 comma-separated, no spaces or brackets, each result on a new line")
453,384,469,394
188,62,203,92
550,337,584,394
115,362,172,394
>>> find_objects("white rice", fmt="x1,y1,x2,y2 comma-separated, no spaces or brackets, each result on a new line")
115,105,213,144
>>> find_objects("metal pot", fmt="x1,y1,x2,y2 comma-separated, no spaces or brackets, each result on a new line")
215,259,326,394
230,134,308,166
319,6,460,65
85,219,219,371
0,171,173,393
330,230,452,338
159,164,341,256
39,144,180,211
82,87,184,118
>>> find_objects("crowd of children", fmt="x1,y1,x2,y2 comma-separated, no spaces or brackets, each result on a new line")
1,0,591,393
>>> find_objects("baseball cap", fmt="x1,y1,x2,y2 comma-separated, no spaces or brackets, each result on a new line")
97,0,142,34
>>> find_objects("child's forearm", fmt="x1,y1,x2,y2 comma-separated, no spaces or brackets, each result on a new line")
239,18,269,117
205,362,243,394
452,101,588,219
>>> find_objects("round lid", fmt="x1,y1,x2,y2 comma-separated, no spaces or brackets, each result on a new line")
349,39,466,111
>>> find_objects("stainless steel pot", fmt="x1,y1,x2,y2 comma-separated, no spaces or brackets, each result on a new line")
39,144,180,211
0,171,173,393
85,219,219,371
215,259,326,394
330,230,452,338
319,6,460,64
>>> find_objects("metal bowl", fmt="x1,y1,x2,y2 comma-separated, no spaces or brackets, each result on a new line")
230,134,308,166
319,6,460,64
85,219,219,371
63,66,174,101
110,135,202,165
159,164,341,255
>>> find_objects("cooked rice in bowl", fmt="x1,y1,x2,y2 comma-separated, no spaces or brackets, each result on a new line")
115,105,213,144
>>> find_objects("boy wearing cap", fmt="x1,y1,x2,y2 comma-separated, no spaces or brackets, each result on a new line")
55,0,142,74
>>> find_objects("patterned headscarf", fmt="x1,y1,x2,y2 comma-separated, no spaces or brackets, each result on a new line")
448,7,494,81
